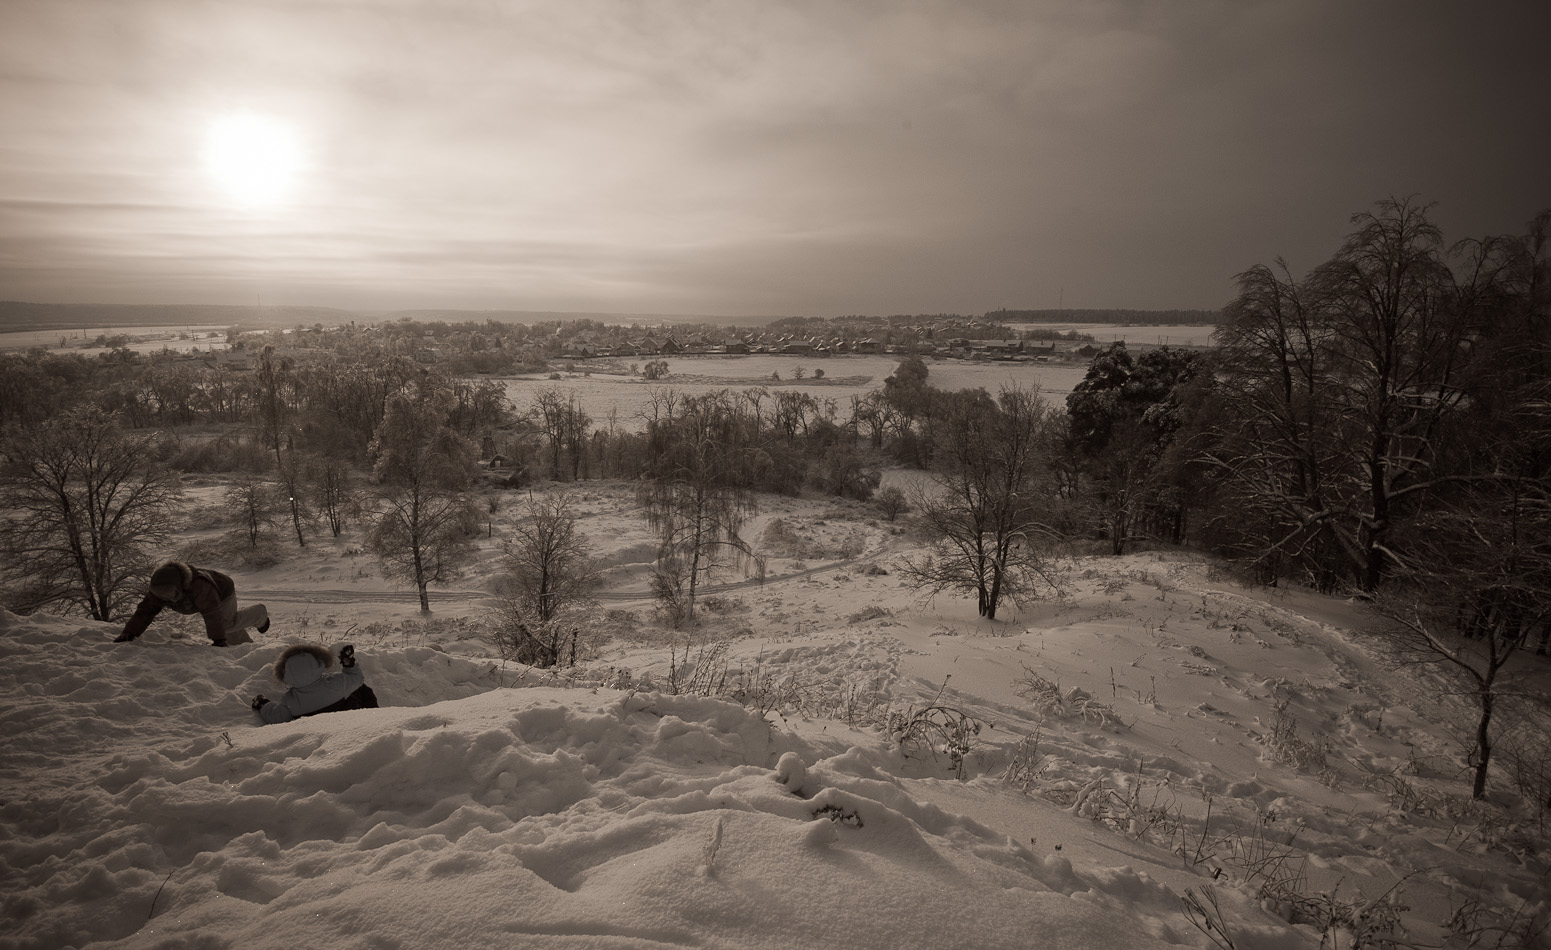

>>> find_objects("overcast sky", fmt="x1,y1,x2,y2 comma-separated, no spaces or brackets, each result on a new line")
1,0,1547,318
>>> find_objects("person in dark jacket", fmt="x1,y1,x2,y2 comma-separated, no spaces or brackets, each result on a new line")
251,642,378,724
115,561,269,647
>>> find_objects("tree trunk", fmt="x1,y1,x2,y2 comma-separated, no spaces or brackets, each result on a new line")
1471,690,1494,801
985,562,1003,620
414,543,430,612
686,533,702,623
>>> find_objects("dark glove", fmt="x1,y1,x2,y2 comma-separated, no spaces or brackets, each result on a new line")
251,694,268,711
339,644,356,668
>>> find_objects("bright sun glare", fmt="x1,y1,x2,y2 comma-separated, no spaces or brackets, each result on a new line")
202,113,305,209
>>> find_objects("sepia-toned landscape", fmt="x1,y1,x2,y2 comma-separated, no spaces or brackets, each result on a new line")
3,1,1549,948
3,295,1549,950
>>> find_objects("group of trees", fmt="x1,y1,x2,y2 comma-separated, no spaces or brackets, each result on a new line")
1188,199,1548,609
1199,199,1538,591
0,329,517,445
500,384,882,506
1023,198,1548,637
1191,199,1550,798
0,372,487,620
1062,342,1200,555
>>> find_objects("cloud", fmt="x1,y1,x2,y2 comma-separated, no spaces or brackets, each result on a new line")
1,0,1547,313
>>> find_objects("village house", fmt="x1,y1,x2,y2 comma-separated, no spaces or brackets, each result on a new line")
206,349,254,371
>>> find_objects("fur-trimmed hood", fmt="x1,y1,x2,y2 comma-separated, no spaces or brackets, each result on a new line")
147,562,235,607
273,643,336,688
150,561,196,591
256,642,367,724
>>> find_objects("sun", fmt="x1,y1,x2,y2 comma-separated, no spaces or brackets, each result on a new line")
201,113,305,209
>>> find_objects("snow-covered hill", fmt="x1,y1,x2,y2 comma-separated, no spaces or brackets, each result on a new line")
2,538,1546,949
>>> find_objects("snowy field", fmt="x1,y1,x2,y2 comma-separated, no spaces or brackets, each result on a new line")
0,326,229,356
2,483,1547,950
504,355,1093,431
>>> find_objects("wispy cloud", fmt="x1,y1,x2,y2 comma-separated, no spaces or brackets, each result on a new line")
1,0,1546,314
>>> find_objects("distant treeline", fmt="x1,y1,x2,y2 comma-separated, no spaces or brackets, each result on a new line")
0,301,785,334
2,300,1226,337
0,301,356,333
988,308,1223,325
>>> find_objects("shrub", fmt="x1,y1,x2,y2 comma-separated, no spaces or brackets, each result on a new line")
1264,698,1331,775
488,617,585,668
1015,665,1124,727
846,605,891,624
887,679,983,779
1502,720,1551,828
178,531,286,570
649,555,691,627
698,595,744,614
760,518,801,557
155,431,273,474
875,485,909,521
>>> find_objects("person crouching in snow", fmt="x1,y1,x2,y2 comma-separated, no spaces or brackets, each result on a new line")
251,643,378,724
116,560,269,647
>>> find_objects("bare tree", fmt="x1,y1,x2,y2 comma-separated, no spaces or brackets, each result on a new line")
532,388,568,481
0,407,180,620
305,452,359,538
563,394,591,481
875,484,910,521
1085,420,1166,556
447,377,511,437
225,476,278,548
771,390,817,444
531,388,592,481
850,391,896,450
638,391,764,625
367,380,479,612
489,491,600,667
901,386,1066,620
258,345,308,547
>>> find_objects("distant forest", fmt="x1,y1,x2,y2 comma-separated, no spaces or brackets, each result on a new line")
0,302,783,334
987,308,1223,325
0,300,1222,336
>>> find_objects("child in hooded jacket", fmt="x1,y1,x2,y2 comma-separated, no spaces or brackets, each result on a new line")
251,643,378,724
117,560,269,646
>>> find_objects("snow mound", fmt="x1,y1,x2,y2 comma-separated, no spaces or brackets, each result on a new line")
2,612,1188,950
